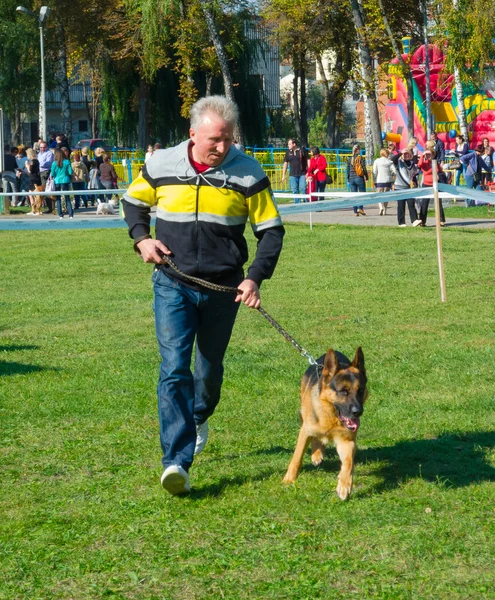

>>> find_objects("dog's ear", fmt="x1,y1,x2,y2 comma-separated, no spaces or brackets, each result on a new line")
351,347,365,373
322,348,339,379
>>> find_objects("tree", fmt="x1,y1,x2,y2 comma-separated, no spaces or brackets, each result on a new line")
433,0,495,140
0,0,40,142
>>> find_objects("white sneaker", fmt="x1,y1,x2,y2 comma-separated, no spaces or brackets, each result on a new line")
412,219,422,227
194,420,209,455
399,224,407,227
160,465,190,495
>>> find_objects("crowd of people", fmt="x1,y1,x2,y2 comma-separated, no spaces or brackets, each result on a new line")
1,136,119,218
280,131,493,227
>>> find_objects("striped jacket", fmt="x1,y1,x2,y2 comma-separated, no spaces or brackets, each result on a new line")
123,140,285,288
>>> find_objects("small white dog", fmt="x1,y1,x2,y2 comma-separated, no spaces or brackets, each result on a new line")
96,198,119,215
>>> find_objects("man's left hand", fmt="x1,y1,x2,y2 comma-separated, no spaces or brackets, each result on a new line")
235,279,260,309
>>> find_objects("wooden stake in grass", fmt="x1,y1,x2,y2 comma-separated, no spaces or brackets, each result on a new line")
432,159,447,302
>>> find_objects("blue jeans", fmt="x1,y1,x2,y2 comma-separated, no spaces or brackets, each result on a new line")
290,175,307,203
153,269,240,471
349,176,365,212
455,166,464,187
72,181,86,208
54,183,73,217
464,174,480,206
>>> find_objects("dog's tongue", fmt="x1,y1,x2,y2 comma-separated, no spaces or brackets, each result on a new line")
340,416,360,432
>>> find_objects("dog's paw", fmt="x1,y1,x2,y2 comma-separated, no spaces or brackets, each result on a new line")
336,477,352,501
311,448,325,466
282,472,296,485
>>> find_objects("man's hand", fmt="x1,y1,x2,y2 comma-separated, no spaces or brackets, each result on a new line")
136,238,172,264
235,279,260,309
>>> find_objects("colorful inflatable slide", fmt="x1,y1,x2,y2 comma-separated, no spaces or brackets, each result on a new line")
385,41,495,151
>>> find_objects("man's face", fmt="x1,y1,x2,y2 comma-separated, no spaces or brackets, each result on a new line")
190,113,233,167
431,133,437,141
39,143,47,152
288,139,296,150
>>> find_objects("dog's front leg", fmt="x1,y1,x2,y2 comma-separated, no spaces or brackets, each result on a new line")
283,428,311,484
335,438,356,500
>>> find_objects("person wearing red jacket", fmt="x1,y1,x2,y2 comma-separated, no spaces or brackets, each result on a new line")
418,147,446,226
306,147,328,202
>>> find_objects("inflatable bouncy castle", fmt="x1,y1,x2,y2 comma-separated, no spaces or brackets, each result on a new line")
385,40,495,151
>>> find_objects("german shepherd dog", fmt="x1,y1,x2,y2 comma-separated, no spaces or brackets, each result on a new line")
283,348,368,500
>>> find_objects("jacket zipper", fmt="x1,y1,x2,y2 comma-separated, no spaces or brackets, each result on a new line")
195,175,200,274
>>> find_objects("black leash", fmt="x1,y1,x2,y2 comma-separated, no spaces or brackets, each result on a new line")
161,255,320,368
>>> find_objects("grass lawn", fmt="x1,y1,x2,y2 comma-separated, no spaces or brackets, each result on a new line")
1,223,494,599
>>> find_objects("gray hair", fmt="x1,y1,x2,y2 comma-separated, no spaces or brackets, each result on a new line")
190,95,239,130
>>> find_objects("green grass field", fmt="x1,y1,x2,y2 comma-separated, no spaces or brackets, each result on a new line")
1,223,494,599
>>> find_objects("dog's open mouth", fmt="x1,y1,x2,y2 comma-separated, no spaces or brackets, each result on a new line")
339,415,360,432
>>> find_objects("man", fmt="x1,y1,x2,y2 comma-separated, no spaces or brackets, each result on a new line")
282,138,308,202
122,95,285,495
37,140,54,214
1,145,19,207
430,131,445,165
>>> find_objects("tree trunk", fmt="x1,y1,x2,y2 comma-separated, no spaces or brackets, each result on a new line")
299,59,308,148
292,71,301,141
206,73,213,97
199,0,244,144
350,0,382,157
317,53,351,147
453,67,468,140
57,22,72,144
377,0,414,141
452,0,468,140
138,78,150,150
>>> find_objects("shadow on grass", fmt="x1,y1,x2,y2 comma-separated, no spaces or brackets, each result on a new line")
0,344,39,352
0,361,48,376
357,432,495,492
191,468,277,499
243,434,495,493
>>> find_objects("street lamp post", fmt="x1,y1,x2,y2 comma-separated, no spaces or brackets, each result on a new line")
16,6,50,141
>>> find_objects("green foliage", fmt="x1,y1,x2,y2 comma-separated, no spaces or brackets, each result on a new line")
433,0,495,83
1,225,495,598
0,0,40,122
308,111,327,148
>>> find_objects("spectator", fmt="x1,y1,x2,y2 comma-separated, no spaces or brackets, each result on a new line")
50,147,74,219
71,152,89,209
1,144,19,207
372,148,396,216
88,160,101,200
80,146,92,206
282,138,308,203
61,147,70,160
390,148,421,227
481,145,493,187
430,131,445,165
80,146,91,170
387,142,398,157
37,140,55,214
460,145,484,206
418,148,446,226
306,147,327,202
145,145,153,162
14,146,29,206
482,137,494,158
452,134,469,186
347,143,368,216
94,147,104,170
99,153,118,201
153,143,162,150
408,136,419,163
25,148,42,215
48,133,57,149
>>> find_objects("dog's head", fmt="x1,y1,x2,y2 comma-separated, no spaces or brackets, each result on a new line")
321,347,368,433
